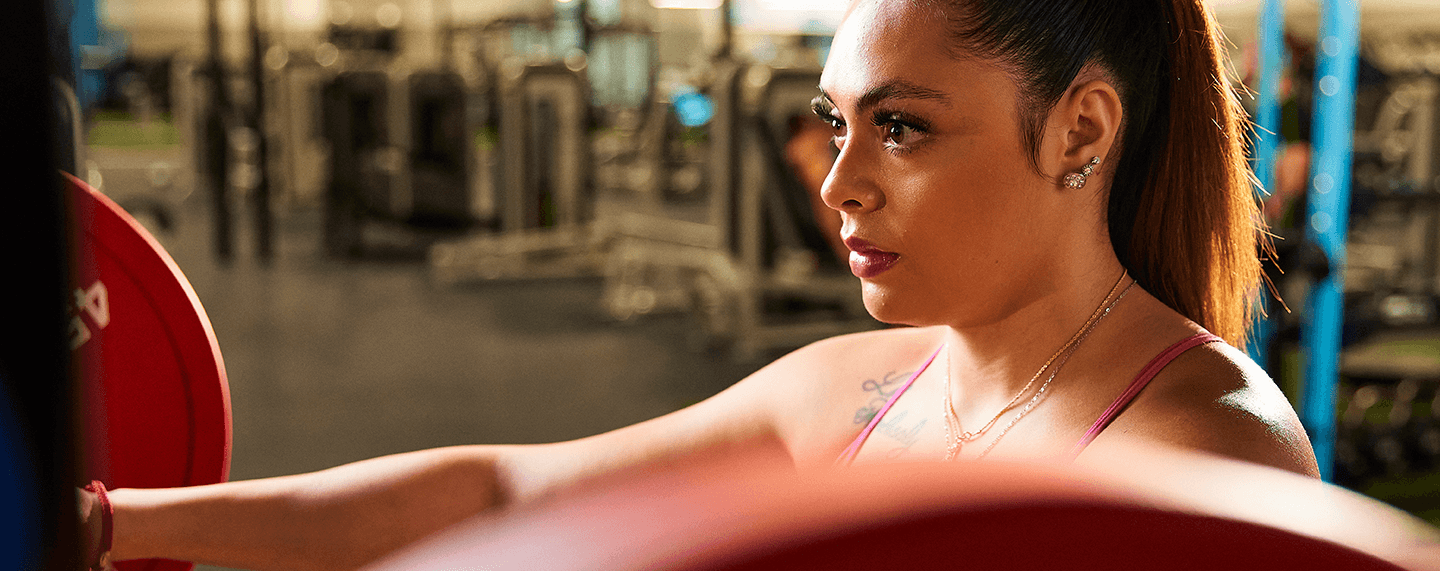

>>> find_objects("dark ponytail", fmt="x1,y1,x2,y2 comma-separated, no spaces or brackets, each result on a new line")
941,0,1261,345
1128,0,1260,347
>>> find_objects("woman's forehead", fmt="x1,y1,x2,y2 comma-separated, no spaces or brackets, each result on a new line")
820,0,966,104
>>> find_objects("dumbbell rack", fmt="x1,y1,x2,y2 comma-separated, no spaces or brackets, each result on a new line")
1334,373,1440,512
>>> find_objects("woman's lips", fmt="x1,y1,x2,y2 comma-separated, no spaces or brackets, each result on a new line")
844,237,900,279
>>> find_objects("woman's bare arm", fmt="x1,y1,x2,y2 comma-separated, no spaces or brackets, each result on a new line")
110,446,511,571
95,338,847,571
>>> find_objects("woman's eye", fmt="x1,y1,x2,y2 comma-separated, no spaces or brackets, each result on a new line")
884,122,917,147
871,111,929,152
819,115,847,146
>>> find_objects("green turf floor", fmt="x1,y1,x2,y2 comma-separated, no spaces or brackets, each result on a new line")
87,111,180,150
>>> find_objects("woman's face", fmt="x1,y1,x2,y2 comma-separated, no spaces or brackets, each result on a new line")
817,0,1076,328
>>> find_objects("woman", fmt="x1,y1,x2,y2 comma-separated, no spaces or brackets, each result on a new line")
82,0,1319,569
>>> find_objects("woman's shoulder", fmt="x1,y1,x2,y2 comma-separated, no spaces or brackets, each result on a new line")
1088,336,1321,477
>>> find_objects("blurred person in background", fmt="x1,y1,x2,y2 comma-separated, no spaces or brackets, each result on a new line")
786,112,847,263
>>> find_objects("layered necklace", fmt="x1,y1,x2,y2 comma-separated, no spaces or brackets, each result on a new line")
942,270,1136,461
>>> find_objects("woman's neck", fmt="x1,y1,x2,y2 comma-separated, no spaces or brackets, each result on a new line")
939,258,1130,416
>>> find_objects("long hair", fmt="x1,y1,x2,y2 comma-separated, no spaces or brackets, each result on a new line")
938,0,1261,346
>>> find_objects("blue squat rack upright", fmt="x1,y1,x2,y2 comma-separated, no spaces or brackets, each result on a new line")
1287,0,1361,482
1252,0,1359,482
1301,0,1361,483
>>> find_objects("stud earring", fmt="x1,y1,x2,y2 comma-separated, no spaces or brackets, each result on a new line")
1063,156,1102,189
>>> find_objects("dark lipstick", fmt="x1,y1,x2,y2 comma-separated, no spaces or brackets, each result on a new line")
844,237,900,278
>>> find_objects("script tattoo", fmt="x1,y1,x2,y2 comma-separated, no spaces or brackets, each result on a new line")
875,411,926,459
853,370,913,425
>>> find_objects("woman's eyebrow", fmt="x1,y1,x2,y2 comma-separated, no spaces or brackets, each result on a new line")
817,80,953,112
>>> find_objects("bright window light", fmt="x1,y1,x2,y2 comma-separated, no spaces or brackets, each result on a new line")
651,0,724,9
757,0,845,11
284,0,324,26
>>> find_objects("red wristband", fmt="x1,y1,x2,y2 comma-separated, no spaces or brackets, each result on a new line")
83,480,113,570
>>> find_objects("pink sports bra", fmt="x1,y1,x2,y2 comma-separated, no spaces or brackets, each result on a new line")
834,332,1223,466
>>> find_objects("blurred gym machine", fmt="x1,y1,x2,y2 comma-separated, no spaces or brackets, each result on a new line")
727,65,873,357
318,22,481,258
430,2,876,357
429,57,595,279
192,0,276,262
429,15,657,281
1339,60,1440,342
1327,36,1440,489
597,61,739,323
1256,27,1440,486
602,62,876,359
1266,51,1440,354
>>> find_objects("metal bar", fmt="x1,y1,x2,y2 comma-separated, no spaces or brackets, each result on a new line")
718,0,733,59
577,0,591,52
1246,0,1285,375
1300,0,1360,482
248,0,273,262
206,0,233,262
7,1,81,565
709,60,740,253
436,0,453,69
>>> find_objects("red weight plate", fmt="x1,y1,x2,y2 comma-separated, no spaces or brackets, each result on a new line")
369,447,1439,571
67,173,232,571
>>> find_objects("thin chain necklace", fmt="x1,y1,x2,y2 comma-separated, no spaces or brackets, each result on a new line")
941,271,1128,452
943,271,1135,461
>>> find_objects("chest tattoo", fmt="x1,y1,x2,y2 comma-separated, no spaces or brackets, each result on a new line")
853,370,913,425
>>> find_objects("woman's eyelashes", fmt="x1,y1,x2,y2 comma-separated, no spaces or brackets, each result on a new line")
810,99,931,155
872,111,930,153
812,100,847,145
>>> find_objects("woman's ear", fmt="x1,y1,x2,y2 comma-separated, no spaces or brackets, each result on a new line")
1043,76,1123,187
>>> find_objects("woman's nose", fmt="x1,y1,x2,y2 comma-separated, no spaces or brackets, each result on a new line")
820,145,885,214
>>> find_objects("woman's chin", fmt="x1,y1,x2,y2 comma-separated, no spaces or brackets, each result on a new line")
859,285,925,327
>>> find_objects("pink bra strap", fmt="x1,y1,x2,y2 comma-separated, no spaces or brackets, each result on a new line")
835,345,944,467
1070,332,1222,457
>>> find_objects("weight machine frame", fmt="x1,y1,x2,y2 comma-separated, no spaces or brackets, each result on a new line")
430,59,596,281
602,62,876,360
